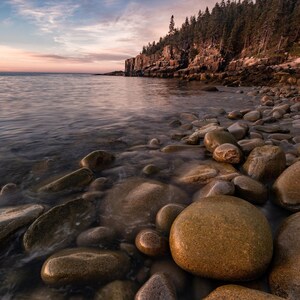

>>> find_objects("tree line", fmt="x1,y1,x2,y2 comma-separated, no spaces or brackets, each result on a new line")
141,0,300,60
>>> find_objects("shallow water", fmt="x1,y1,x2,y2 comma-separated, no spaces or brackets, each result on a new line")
0,73,291,298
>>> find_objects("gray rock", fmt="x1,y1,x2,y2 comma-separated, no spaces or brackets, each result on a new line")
273,161,300,211
170,196,273,281
193,180,235,200
233,175,268,204
242,145,286,182
227,122,249,140
23,198,95,255
253,125,289,133
41,248,130,286
135,273,177,300
269,212,300,299
0,204,45,245
38,168,94,193
99,178,188,241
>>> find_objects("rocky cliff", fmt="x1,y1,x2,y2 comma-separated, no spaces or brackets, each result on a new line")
125,44,300,86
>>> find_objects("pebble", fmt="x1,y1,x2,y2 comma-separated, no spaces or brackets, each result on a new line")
156,203,185,235
213,143,243,164
204,129,238,152
135,229,168,257
170,196,273,281
243,110,261,122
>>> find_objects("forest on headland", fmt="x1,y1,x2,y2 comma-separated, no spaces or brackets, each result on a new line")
141,0,300,61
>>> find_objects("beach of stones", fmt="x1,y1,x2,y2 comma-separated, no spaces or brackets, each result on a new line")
0,85,299,299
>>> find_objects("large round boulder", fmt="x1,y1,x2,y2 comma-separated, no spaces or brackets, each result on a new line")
41,248,130,286
242,145,286,182
205,285,284,299
99,178,188,241
169,196,273,281
269,212,300,299
273,161,300,211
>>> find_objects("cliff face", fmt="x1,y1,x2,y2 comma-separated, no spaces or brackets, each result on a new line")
125,44,300,86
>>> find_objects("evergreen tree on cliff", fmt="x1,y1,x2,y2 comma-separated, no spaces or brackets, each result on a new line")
169,15,175,35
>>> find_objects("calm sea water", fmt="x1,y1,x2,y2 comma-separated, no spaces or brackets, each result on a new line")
0,73,287,298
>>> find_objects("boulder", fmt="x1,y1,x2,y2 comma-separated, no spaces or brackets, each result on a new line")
0,204,45,245
243,111,261,122
273,161,300,211
205,285,284,299
170,196,273,281
233,175,268,205
38,168,94,193
99,178,188,241
227,122,249,140
242,145,286,182
23,198,95,255
204,130,238,153
238,138,265,154
41,248,130,286
80,150,115,172
269,212,300,299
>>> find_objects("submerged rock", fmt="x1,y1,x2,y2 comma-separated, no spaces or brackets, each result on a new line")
80,150,115,172
0,204,45,245
269,212,300,299
41,248,130,286
273,161,300,211
205,285,284,299
38,168,94,193
23,198,95,255
169,196,273,281
99,178,188,241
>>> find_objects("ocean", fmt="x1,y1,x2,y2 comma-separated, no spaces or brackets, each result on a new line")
0,73,289,298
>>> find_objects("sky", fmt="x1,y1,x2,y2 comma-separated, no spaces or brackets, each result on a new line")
0,0,217,73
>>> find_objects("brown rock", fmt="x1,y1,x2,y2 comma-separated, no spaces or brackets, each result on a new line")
204,130,238,153
80,150,115,172
213,143,243,164
169,196,273,281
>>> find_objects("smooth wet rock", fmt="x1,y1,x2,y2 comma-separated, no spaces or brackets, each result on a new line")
201,86,219,92
243,145,286,182
261,95,274,106
180,112,198,122
204,129,238,153
135,273,177,300
243,110,261,122
253,125,288,133
267,133,292,141
142,164,160,175
233,175,268,204
161,144,203,153
193,180,235,200
156,204,185,235
176,161,239,186
170,196,273,281
227,110,243,120
76,226,116,247
38,168,94,193
135,229,168,257
227,122,249,140
213,143,243,164
95,280,138,300
0,204,45,245
80,150,115,172
41,248,130,286
273,161,300,211
23,198,95,255
205,285,284,299
89,177,108,191
269,212,300,299
238,138,265,153
100,178,188,240
13,287,65,300
0,183,18,197
150,259,188,293
169,120,182,128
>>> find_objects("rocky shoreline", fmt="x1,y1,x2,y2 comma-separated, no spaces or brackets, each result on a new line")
0,84,300,299
125,45,300,87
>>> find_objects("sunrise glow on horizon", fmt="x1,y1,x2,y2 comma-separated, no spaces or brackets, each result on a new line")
0,0,217,73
